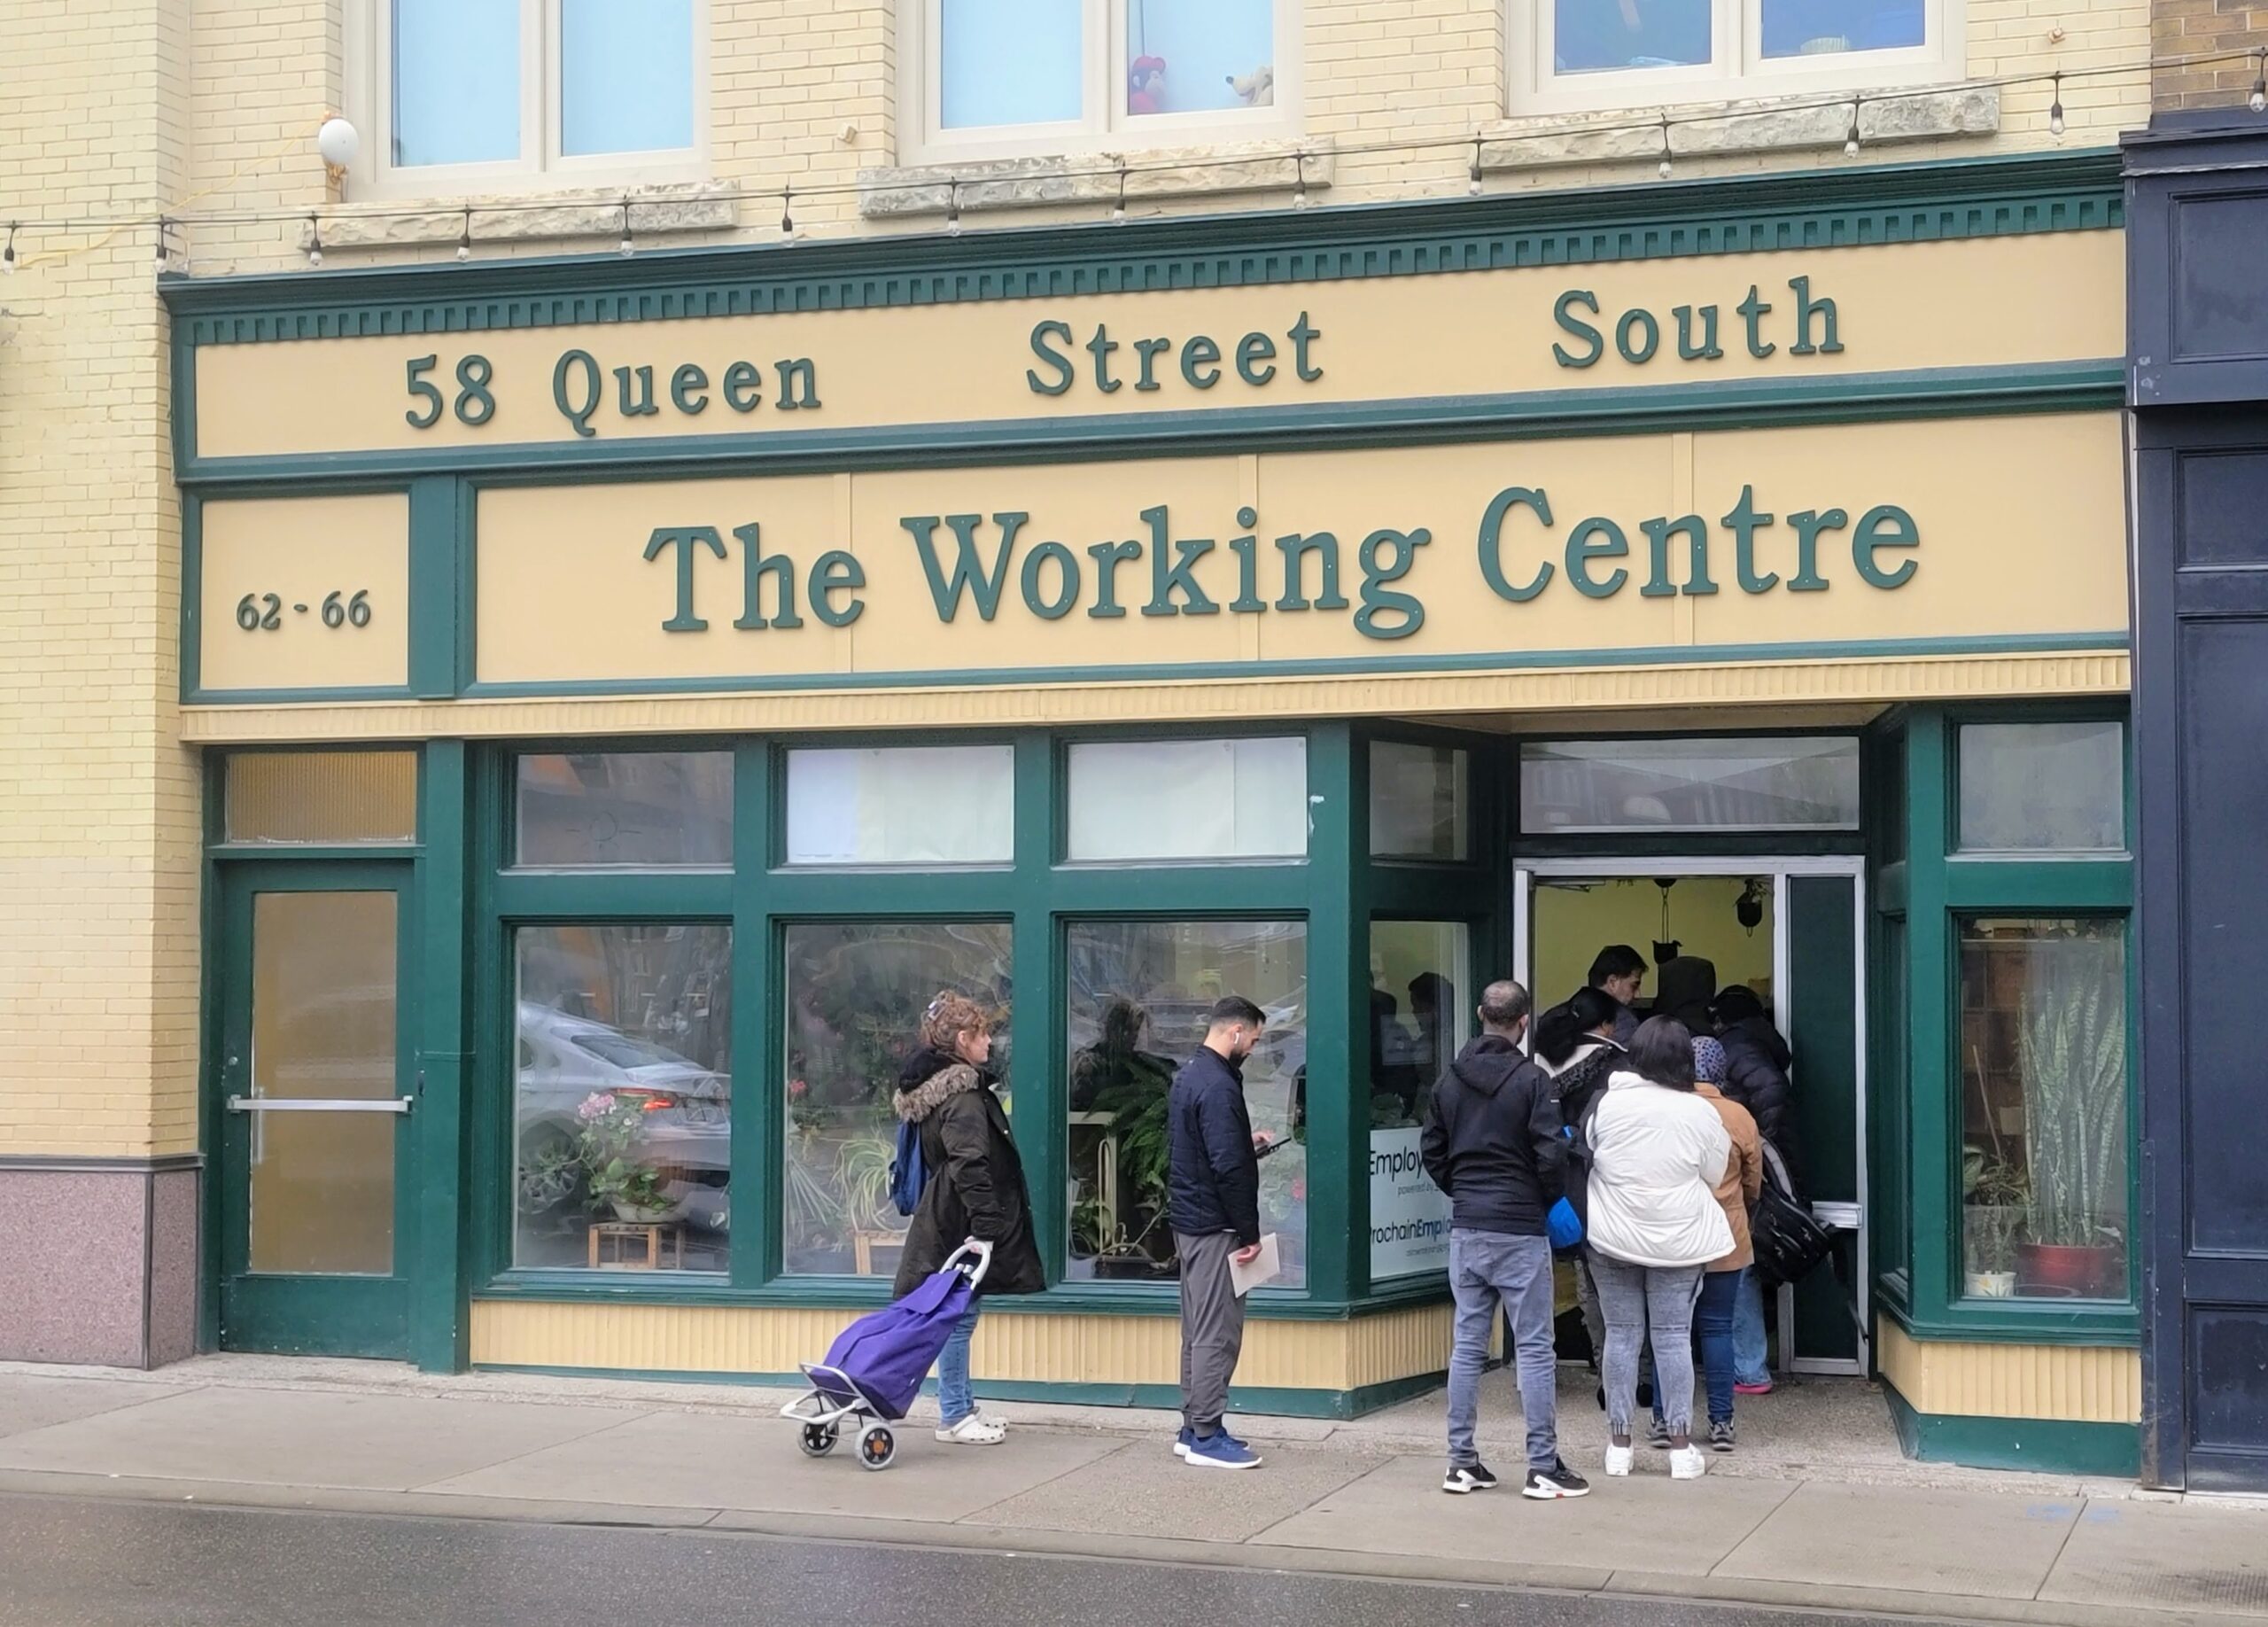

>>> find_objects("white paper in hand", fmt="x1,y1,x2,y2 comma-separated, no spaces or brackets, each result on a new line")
1230,1233,1281,1297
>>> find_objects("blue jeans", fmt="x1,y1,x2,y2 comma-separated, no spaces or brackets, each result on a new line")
1734,1267,1771,1386
935,1305,982,1426
1696,1270,1741,1425
1448,1230,1559,1472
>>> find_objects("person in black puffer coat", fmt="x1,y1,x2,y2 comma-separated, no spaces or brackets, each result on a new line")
891,991,1045,1446
1533,986,1631,1381
1713,985,1796,1172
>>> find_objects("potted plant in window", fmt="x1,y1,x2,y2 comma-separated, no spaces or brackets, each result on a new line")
2015,931,2128,1299
1961,1146,2027,1298
575,1092,677,1223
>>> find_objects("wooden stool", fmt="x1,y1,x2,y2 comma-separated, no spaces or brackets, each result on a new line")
588,1220,683,1270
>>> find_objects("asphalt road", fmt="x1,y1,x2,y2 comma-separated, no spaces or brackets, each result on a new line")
0,1493,1984,1627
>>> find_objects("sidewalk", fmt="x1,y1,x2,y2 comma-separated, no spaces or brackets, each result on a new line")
4,1355,2264,1627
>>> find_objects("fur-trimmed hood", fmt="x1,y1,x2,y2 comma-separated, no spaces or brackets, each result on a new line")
893,1058,986,1124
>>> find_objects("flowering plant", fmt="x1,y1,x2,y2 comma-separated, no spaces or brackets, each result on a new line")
574,1092,672,1215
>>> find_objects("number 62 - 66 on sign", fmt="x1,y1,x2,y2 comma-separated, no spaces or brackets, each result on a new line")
235,591,373,632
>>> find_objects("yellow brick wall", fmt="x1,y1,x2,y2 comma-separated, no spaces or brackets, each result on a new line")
0,0,2159,1162
0,0,200,1158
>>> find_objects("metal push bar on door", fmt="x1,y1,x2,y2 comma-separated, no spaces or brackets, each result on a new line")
225,1096,413,1113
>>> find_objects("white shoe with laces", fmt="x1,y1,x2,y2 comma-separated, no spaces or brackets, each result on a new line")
1604,1443,1635,1477
1669,1444,1708,1480
936,1411,1007,1445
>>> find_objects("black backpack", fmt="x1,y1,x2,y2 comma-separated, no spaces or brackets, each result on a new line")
1749,1140,1835,1290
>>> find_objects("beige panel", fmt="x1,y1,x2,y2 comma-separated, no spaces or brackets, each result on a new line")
1876,1320,2142,1423
181,650,2132,743
464,416,2126,693
196,233,2125,460
198,494,409,693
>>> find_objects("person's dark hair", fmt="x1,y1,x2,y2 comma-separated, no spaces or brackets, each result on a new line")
1478,979,1532,1031
1627,1016,1699,1090
1567,985,1621,1035
1208,994,1266,1030
1531,1002,1577,1066
1588,944,1648,986
1714,985,1766,1025
1408,970,1449,1011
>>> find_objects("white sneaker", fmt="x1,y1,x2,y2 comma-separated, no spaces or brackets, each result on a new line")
1604,1443,1635,1478
1669,1444,1708,1480
936,1412,1007,1445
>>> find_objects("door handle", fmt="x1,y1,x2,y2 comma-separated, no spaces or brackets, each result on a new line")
225,1096,413,1115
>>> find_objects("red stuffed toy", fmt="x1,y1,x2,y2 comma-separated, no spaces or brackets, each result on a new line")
1129,54,1167,115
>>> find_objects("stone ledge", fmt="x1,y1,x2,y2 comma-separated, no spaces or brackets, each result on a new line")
303,185,740,252
1482,84,2000,172
859,142,1335,220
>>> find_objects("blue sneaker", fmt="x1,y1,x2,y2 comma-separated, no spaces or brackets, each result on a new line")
1175,1424,1248,1457
1184,1431,1262,1469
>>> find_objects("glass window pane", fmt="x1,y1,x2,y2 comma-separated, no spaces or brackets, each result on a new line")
782,923,1013,1277
1761,0,1926,58
1368,922,1467,1280
516,753,733,867
784,746,1014,867
1553,0,1711,74
1958,722,2125,852
1124,0,1274,117
392,0,520,167
513,925,733,1272
225,751,416,845
248,891,397,1274
1371,743,1469,860
1958,918,2130,1303
1066,737,1307,861
1066,920,1307,1287
1520,737,1860,833
940,0,1083,128
561,0,695,156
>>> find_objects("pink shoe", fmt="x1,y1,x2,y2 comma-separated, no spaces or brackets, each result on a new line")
1734,1381,1774,1397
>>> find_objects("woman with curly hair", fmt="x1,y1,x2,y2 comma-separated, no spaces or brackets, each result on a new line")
892,991,1044,1444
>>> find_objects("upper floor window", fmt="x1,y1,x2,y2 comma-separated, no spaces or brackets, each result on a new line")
904,0,1297,164
350,0,704,195
1510,0,1959,116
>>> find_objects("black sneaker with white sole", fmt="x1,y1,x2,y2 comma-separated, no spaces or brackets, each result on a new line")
1522,1460,1592,1499
1709,1420,1736,1452
1441,1461,1500,1494
1648,1420,1674,1450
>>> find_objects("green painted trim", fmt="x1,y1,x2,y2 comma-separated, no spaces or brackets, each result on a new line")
407,479,460,699
1309,723,1360,1304
411,743,472,1373
1944,859,2133,910
732,742,776,1289
161,150,2124,347
175,361,2123,486
428,633,2131,708
181,495,205,699
1884,1382,2140,1478
187,684,421,705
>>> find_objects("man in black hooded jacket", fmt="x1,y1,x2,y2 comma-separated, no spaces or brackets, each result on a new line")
1419,980,1588,1499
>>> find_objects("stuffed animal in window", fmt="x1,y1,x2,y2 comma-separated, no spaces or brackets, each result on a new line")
1129,54,1168,115
1227,64,1274,106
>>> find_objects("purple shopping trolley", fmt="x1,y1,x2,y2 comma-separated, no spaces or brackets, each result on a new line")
780,1239,990,1470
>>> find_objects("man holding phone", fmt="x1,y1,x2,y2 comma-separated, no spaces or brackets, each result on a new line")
1167,994,1272,1470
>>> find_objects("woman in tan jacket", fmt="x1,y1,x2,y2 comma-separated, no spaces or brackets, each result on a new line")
1690,1036,1763,1452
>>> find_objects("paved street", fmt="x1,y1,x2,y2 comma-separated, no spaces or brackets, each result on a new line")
0,1495,1981,1627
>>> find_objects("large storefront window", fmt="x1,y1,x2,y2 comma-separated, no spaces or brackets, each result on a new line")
1958,918,2130,1302
1368,921,1467,1281
781,922,1013,1277
512,924,733,1272
1065,920,1307,1286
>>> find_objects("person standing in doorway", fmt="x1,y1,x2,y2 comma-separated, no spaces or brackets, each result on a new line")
1586,946,1649,1046
1534,986,1629,1394
892,993,1046,1445
1587,1016,1733,1483
1168,995,1270,1469
1690,1035,1763,1451
1713,984,1796,1395
1421,980,1590,1499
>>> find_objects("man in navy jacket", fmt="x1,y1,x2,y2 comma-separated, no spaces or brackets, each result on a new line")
1167,994,1270,1469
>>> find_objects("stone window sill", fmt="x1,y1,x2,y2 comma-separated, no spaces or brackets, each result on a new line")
1480,84,2000,174
302,184,739,253
859,141,1335,221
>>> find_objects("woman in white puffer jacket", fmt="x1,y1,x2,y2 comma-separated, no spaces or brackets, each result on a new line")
1583,1016,1732,1483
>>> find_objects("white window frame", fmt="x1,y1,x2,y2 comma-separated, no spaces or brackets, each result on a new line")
900,0,1301,167
345,0,709,198
1509,0,1961,117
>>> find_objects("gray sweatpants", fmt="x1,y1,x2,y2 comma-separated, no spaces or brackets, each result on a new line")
1176,1230,1247,1436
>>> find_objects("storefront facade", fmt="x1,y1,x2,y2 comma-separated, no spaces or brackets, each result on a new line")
159,152,2142,1466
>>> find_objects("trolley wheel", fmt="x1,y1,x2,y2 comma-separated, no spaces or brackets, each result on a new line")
798,1421,839,1458
858,1426,897,1471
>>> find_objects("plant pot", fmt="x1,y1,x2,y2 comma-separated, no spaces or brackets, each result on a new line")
1964,1270,2017,1298
2016,1241,2118,1299
610,1200,673,1223
1094,1254,1162,1281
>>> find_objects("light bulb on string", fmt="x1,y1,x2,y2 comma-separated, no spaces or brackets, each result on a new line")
617,199,634,257
2251,49,2266,115
154,216,170,269
1658,113,1674,180
1845,99,1863,160
780,185,796,239
2048,72,2065,138
306,213,322,268
1112,166,1127,223
1293,152,1309,209
946,178,961,236
1469,135,1484,197
456,206,472,261
4,222,18,276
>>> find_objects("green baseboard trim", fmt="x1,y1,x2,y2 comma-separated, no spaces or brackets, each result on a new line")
473,1363,1445,1421
1884,1382,2139,1478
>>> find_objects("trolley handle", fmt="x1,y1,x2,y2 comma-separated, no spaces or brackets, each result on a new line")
943,1237,993,1288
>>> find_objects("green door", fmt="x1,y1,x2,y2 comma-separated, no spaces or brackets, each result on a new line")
215,865,416,1357
1787,873,1865,1368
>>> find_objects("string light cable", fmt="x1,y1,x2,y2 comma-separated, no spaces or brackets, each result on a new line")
4,45,2259,259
